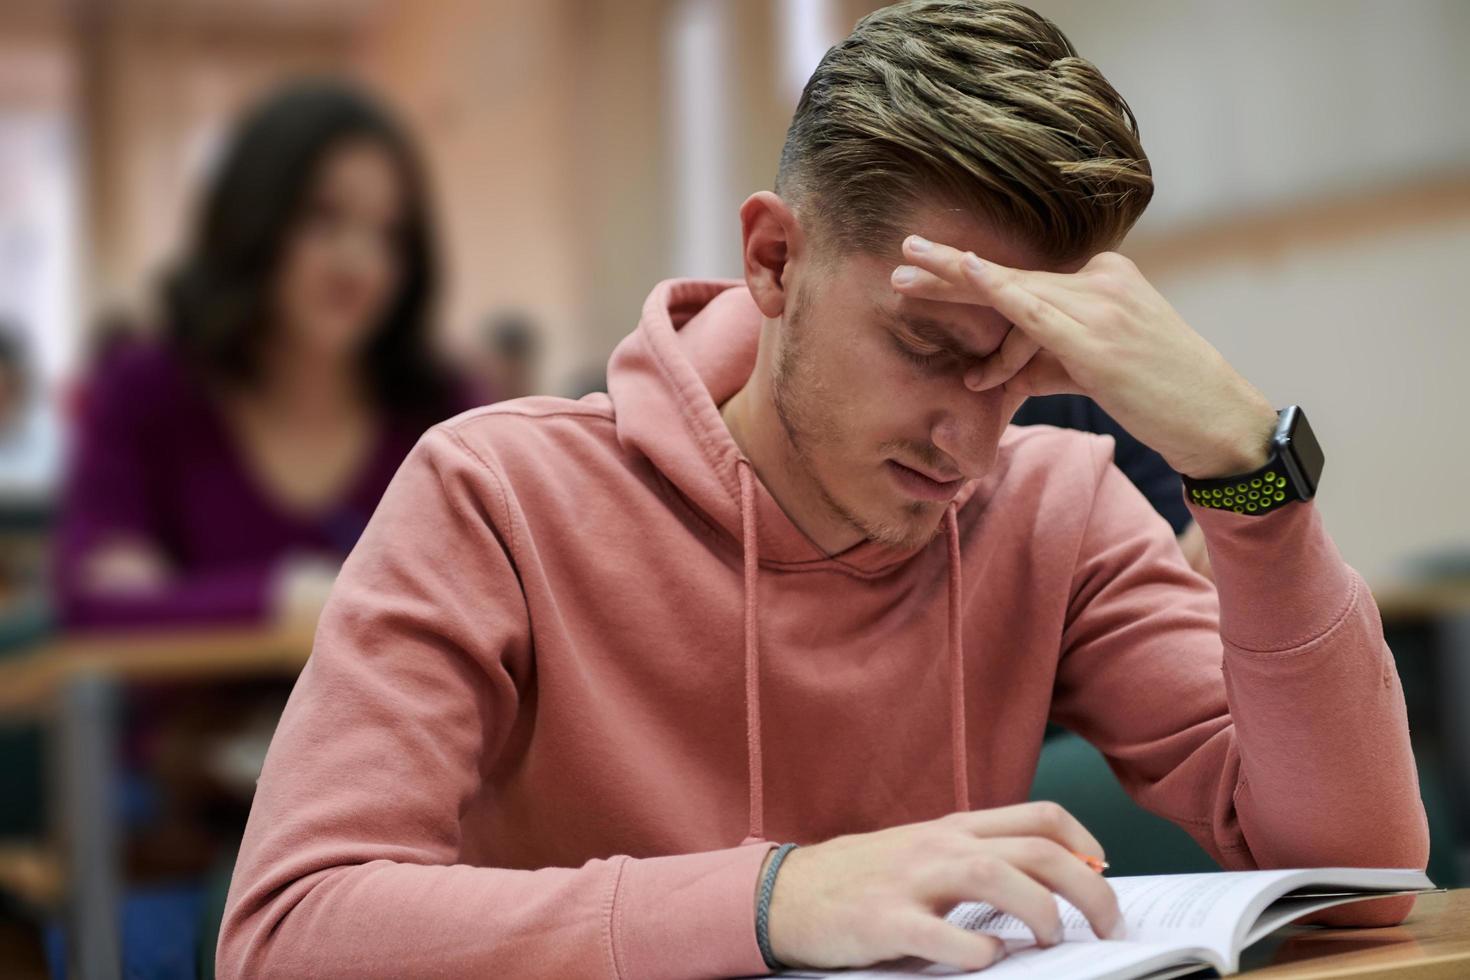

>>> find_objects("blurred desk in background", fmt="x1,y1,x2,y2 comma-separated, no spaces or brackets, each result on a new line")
0,625,314,980
0,625,314,717
1374,579,1470,621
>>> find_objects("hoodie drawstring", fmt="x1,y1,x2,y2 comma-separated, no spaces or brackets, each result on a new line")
945,502,969,811
734,461,970,847
737,460,766,845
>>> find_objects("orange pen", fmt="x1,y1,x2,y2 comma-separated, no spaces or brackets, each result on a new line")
1070,850,1110,874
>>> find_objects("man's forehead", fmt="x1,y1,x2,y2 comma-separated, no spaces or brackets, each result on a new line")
902,205,1065,272
813,205,1086,358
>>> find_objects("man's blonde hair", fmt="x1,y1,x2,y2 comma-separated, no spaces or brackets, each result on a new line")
776,0,1153,264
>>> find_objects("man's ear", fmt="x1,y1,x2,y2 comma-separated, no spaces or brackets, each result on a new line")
740,191,804,319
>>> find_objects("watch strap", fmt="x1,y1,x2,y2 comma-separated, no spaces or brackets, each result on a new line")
1184,457,1299,515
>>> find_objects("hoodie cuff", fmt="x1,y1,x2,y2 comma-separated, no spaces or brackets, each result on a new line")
1186,495,1355,653
611,840,778,980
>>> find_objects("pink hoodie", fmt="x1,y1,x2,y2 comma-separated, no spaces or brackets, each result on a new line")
217,280,1429,979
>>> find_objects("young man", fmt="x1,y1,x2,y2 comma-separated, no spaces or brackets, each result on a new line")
217,2,1429,977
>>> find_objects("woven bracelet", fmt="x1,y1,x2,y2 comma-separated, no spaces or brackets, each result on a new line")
756,843,799,971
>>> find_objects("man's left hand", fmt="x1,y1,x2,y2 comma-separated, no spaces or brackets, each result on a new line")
892,235,1277,480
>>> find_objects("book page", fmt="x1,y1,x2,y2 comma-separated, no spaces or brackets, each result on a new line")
921,871,1299,947
1096,871,1300,950
1102,868,1432,956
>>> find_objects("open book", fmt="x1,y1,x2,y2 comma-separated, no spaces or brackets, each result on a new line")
779,867,1435,980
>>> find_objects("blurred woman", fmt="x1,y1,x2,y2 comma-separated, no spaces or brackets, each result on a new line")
56,80,480,629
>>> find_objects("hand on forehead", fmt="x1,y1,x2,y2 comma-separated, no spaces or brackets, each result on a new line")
877,213,1081,362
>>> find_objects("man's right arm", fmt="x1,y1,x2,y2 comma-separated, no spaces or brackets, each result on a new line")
215,425,777,980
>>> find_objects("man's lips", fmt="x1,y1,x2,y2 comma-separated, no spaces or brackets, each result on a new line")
898,459,963,483
885,459,966,501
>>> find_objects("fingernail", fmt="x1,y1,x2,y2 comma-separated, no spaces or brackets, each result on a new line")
906,234,931,253
892,265,917,285
964,368,984,389
963,253,985,275
1108,921,1128,941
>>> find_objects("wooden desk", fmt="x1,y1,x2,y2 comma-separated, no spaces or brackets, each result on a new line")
0,625,314,980
1241,889,1470,977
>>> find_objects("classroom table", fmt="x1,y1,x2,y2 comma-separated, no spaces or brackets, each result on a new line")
0,625,315,980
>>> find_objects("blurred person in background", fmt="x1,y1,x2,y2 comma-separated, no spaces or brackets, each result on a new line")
42,79,479,977
471,308,541,401
1013,394,1212,580
55,79,479,631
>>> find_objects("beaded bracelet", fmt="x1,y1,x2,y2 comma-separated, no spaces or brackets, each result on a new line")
756,843,800,971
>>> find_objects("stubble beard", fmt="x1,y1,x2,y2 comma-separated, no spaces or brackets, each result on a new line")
770,287,940,552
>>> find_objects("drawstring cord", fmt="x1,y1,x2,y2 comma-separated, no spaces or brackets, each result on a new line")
945,502,969,811
738,460,766,845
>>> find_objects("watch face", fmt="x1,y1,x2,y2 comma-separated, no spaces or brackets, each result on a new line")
1280,406,1325,497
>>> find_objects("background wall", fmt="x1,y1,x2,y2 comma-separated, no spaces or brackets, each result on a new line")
1,0,1465,579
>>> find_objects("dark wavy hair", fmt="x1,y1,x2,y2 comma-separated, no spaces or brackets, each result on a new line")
165,79,458,425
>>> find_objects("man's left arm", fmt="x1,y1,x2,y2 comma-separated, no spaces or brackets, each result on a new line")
1188,482,1430,882
1053,446,1428,926
892,236,1430,924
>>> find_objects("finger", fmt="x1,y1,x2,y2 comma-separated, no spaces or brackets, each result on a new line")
943,853,1066,947
986,837,1124,940
890,263,973,304
895,912,1007,972
998,350,1080,399
948,802,1106,860
902,236,1089,356
901,235,1075,298
963,326,1040,391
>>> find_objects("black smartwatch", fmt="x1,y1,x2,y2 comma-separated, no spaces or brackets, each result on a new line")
1183,406,1324,516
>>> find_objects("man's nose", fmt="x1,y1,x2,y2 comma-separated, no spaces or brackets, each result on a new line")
930,388,1006,476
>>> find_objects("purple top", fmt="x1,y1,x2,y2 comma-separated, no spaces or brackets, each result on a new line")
55,341,480,629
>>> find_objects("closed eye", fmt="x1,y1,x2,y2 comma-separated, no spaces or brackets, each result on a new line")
892,335,957,371
883,307,995,369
